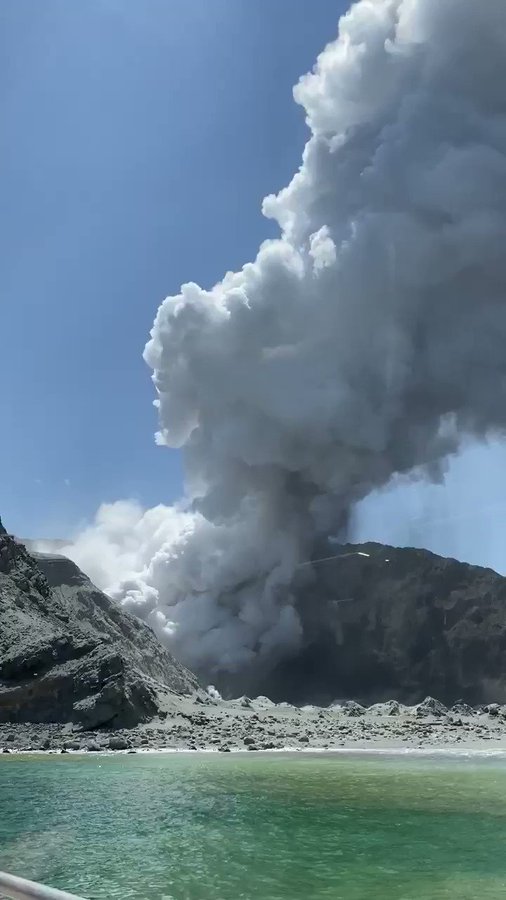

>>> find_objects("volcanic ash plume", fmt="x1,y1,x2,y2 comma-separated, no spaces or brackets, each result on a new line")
64,0,506,681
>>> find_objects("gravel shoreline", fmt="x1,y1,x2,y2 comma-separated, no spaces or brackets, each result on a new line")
3,695,506,755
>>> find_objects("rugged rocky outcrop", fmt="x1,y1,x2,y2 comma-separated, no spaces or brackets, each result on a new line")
4,511,506,721
0,523,199,729
246,542,506,706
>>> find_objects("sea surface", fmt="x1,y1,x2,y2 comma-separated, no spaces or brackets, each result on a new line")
1,752,506,899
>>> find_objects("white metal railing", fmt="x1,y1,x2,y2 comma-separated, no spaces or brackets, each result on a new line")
0,871,86,900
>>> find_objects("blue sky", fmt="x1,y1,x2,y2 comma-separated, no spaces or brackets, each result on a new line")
0,0,346,537
2,0,506,573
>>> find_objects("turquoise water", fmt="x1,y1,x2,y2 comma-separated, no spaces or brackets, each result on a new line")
1,753,506,899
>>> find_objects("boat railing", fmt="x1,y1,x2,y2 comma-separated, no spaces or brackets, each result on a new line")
0,871,86,900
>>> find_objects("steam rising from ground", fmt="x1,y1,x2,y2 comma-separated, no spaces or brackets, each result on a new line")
62,0,506,680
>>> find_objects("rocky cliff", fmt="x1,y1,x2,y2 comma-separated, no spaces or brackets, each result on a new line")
4,513,506,722
0,521,199,729
246,542,506,706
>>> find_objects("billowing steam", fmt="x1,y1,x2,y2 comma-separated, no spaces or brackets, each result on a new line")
62,0,506,680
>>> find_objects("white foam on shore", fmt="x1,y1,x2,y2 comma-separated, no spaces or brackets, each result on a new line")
4,745,506,759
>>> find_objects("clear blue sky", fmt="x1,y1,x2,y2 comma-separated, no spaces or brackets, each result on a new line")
0,0,347,538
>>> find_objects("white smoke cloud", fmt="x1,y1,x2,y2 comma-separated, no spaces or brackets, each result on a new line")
206,685,222,701
62,0,506,682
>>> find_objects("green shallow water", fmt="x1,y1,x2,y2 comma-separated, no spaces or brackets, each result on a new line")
1,753,506,900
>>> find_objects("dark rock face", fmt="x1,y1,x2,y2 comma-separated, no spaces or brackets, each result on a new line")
5,526,506,717
0,530,199,728
239,542,506,707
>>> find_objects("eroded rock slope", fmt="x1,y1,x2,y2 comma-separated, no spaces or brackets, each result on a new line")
0,519,199,728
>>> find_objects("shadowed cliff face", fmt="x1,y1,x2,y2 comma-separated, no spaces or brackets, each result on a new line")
5,521,506,712
0,529,199,728
210,543,506,707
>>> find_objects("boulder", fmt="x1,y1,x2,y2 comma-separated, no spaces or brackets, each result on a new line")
368,700,402,716
108,736,129,751
416,696,447,717
342,700,365,717
450,701,475,716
